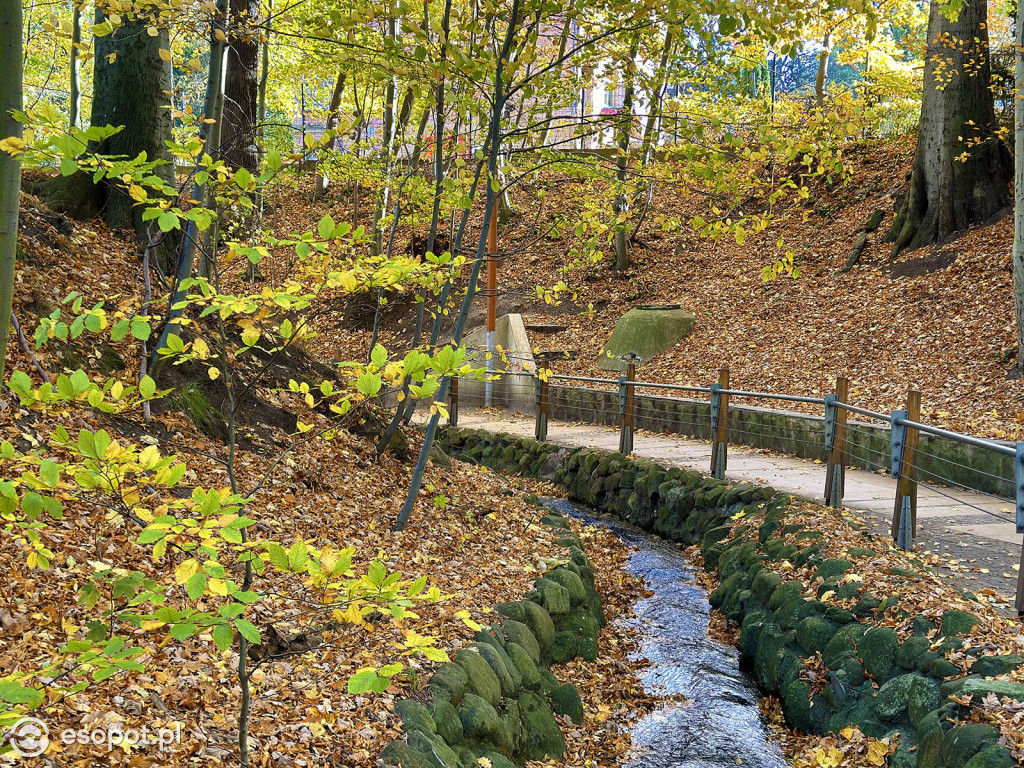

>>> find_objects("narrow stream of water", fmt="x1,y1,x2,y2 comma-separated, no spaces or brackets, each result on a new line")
545,500,787,768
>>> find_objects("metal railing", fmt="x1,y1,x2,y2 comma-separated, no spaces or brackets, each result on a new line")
447,366,1024,609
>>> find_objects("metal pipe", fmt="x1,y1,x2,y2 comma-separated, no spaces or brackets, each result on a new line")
631,381,712,394
893,418,1016,457
835,402,891,421
549,375,619,385
718,389,827,405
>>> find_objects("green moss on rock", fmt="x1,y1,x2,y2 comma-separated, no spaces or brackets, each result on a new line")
455,649,502,707
548,683,584,725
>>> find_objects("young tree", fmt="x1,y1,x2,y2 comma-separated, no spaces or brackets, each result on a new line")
886,0,1011,255
0,0,21,382
1014,8,1024,371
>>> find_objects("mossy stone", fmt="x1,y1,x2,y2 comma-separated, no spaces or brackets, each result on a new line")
796,616,837,655
409,731,461,768
458,693,501,739
533,578,571,616
380,740,436,768
466,642,520,697
939,610,981,638
431,699,464,745
913,616,937,636
940,723,1000,768
859,627,898,682
823,623,866,668
873,673,918,721
908,675,941,728
495,601,556,660
896,636,933,670
430,662,469,705
505,642,541,690
846,547,875,558
970,654,1024,678
767,580,804,610
474,751,516,768
783,679,828,734
822,606,856,624
815,558,854,582
546,567,587,606
958,678,1024,702
501,620,541,665
963,745,1016,768
926,658,960,679
548,683,584,725
517,690,566,762
396,699,437,736
751,570,783,604
455,649,502,707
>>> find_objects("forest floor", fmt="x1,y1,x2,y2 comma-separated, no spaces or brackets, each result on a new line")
286,135,1022,442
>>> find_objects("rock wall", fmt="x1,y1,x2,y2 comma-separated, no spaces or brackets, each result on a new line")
379,505,604,768
435,426,1020,768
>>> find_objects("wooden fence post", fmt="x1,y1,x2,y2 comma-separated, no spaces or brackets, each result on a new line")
824,376,849,507
890,389,920,548
709,367,730,479
449,375,459,427
619,356,638,455
535,375,549,442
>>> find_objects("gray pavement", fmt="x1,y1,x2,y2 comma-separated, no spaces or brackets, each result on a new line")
450,409,1024,612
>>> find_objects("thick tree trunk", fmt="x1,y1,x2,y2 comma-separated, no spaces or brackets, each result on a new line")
886,0,1011,256
0,0,23,382
44,11,177,265
222,0,260,173
1014,12,1024,370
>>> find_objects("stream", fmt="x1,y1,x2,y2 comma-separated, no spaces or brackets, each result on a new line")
545,499,788,768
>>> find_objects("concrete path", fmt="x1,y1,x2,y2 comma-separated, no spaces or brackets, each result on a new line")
451,409,1024,612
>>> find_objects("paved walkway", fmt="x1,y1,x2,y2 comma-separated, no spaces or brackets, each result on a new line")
452,409,1024,611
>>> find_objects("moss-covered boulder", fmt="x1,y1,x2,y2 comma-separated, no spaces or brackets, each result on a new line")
548,684,584,725
796,616,837,655
429,662,469,705
458,693,502,739
908,675,941,728
970,654,1024,678
939,723,1001,768
409,730,462,768
455,649,502,707
431,699,464,745
466,642,520,698
939,610,980,638
380,740,436,768
496,601,556,660
501,620,541,665
396,700,437,737
517,690,566,761
873,673,918,721
859,627,898,682
505,642,542,690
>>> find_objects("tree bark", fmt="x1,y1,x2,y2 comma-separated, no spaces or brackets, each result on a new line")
0,0,23,383
44,10,177,265
314,69,347,197
612,34,639,272
69,0,81,129
814,32,831,109
1014,9,1024,370
886,0,1012,256
222,0,260,173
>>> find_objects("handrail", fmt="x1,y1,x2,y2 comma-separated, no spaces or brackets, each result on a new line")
549,374,619,385
836,402,891,421
719,388,827,406
631,381,712,394
895,418,1016,457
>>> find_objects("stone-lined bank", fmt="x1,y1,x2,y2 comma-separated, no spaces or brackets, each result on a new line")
435,426,1021,768
380,505,604,768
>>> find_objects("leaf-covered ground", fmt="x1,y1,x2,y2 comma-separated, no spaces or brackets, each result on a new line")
1,191,654,767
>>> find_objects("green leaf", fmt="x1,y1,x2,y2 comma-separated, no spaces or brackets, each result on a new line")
317,215,335,239
185,571,207,600
287,540,308,572
347,668,384,694
266,542,289,571
139,375,156,399
370,344,387,368
158,211,180,233
212,623,234,651
234,619,261,644
367,560,386,587
356,372,382,398
60,157,79,177
170,622,197,640
130,316,152,341
234,167,253,188
39,459,60,488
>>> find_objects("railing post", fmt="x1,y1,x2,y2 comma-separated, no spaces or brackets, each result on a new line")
824,376,849,507
709,367,729,479
890,389,920,549
449,375,459,427
618,358,637,455
534,375,549,442
1014,442,1024,615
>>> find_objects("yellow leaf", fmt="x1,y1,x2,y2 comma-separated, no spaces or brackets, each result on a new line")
158,48,172,62
175,558,199,584
865,741,888,766
208,578,229,596
208,366,220,380
192,337,210,358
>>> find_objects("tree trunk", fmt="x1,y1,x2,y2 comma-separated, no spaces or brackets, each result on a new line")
612,35,639,273
1014,11,1024,370
0,0,23,383
814,32,831,109
886,0,1012,256
69,0,81,129
44,10,177,265
314,69,347,197
222,0,260,173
